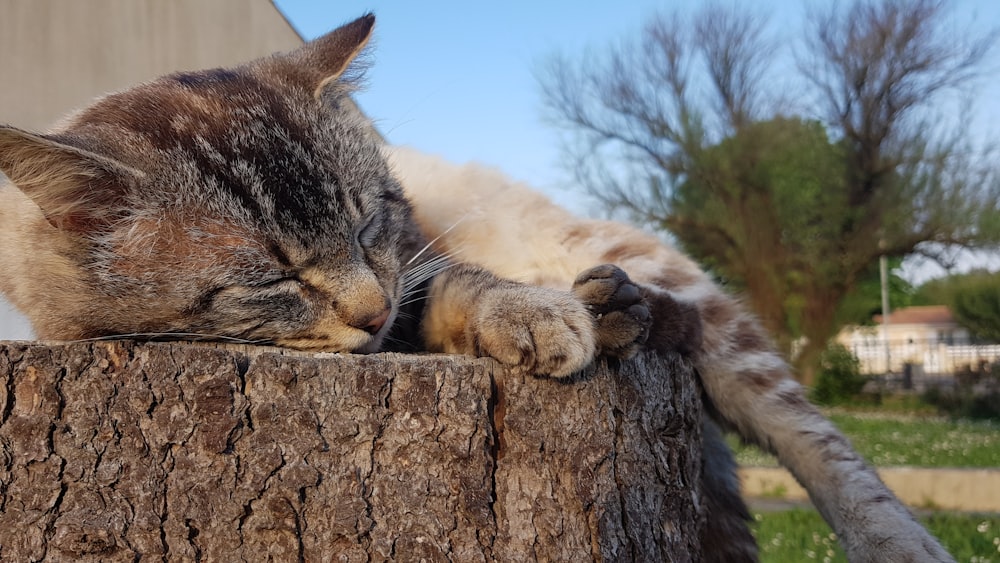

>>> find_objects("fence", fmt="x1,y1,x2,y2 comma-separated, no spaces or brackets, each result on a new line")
846,337,1000,379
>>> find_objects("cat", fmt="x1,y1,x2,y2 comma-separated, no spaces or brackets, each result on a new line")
0,13,952,563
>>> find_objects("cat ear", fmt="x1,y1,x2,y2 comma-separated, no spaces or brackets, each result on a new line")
0,125,144,232
271,13,375,99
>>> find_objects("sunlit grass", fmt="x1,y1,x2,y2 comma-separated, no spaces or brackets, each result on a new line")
753,509,845,562
729,411,1000,468
754,508,1000,562
743,408,1000,560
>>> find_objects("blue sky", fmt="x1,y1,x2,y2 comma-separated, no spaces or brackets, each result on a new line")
274,0,689,208
273,1,999,209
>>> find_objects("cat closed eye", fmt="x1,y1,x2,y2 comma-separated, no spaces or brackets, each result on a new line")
200,278,304,306
254,276,304,289
358,214,383,248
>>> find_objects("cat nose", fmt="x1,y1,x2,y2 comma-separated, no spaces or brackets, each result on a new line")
354,306,391,335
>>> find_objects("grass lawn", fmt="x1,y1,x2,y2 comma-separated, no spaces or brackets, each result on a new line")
754,508,1000,562
729,411,1000,467
739,409,1000,561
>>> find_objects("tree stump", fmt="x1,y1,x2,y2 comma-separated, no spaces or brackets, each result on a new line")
0,341,704,561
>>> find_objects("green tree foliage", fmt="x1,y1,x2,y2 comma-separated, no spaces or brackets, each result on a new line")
669,118,847,348
539,0,999,382
836,257,914,328
950,277,1000,342
912,277,951,306
916,270,1000,342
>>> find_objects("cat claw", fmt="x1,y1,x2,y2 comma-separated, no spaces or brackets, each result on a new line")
572,264,651,359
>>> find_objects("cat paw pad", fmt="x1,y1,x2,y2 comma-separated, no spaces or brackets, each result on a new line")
572,264,651,359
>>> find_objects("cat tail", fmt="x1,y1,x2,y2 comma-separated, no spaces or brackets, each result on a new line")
699,417,759,563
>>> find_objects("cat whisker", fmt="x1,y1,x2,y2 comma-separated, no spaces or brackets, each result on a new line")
379,334,409,347
394,310,417,322
399,286,430,300
398,295,433,308
402,253,456,292
382,117,416,137
403,254,451,285
404,215,469,267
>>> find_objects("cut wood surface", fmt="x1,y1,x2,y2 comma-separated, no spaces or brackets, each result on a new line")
0,341,703,561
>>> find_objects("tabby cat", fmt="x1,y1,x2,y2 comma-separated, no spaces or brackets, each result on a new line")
0,14,952,563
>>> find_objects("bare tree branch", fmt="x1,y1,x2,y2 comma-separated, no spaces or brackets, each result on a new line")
694,5,774,132
801,0,998,204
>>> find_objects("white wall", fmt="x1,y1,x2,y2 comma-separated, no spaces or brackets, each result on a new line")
0,0,303,130
0,170,28,339
0,297,32,341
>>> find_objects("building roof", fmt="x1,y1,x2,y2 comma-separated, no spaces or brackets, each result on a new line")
873,305,955,326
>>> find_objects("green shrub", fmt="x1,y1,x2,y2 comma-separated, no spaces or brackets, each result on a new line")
923,387,1000,421
810,343,866,406
922,360,1000,420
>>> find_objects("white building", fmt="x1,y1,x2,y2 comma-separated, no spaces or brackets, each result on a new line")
838,305,1000,375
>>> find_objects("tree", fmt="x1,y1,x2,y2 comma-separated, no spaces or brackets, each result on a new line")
915,270,1000,342
539,0,999,383
836,256,914,328
0,340,708,560
951,273,1000,342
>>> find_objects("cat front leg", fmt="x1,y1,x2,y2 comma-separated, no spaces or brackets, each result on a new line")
422,264,599,377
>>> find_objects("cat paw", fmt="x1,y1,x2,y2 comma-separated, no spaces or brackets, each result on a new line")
571,264,651,359
473,286,597,378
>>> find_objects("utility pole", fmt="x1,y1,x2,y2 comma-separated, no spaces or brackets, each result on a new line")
879,248,892,374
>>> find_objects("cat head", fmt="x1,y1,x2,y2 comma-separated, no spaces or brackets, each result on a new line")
0,14,415,352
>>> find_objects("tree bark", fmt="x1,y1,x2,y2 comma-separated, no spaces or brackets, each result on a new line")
0,341,704,561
